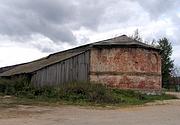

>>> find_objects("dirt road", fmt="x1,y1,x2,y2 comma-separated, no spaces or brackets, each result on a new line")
0,100,180,125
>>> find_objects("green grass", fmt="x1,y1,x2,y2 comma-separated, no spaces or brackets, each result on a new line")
0,77,177,107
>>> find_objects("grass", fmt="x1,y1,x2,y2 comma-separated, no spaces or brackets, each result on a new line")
0,77,177,107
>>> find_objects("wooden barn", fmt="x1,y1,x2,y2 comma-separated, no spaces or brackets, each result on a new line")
0,35,162,91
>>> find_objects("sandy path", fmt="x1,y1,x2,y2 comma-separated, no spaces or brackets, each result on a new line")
0,100,180,125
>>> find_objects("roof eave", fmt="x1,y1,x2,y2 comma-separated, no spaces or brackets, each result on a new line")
92,44,160,51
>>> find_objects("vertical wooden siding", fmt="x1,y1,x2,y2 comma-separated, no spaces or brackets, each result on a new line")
31,51,90,86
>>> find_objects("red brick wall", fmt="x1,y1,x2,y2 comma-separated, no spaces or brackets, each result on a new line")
90,47,161,91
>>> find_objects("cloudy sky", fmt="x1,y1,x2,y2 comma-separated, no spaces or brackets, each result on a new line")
0,0,179,67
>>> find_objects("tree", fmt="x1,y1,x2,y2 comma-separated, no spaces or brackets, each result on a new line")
157,38,174,88
170,66,180,91
130,29,143,42
171,66,180,78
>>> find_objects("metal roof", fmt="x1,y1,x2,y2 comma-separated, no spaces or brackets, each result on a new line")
92,35,158,50
0,51,87,76
0,35,159,76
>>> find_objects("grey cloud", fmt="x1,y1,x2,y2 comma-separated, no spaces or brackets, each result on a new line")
170,14,180,45
0,0,78,43
0,0,107,45
76,0,107,30
138,0,180,65
100,1,140,26
136,0,179,19
32,43,56,53
0,0,179,51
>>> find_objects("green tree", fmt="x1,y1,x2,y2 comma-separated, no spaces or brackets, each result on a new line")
157,38,174,88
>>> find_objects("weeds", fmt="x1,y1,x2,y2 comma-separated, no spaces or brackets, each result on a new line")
0,77,177,106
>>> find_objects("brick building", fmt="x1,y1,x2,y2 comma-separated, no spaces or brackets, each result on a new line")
0,35,161,92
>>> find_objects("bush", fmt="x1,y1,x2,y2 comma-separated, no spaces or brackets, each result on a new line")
59,82,125,103
0,78,176,105
0,76,31,95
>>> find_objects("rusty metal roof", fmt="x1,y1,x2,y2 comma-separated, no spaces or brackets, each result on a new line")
0,35,159,76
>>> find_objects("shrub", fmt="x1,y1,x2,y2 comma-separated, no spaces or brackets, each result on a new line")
0,78,176,105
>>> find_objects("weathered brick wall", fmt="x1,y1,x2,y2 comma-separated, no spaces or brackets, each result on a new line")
90,47,161,91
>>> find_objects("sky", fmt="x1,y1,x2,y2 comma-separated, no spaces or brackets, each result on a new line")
0,0,179,67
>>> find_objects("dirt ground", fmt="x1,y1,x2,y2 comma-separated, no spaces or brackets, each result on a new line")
0,99,180,125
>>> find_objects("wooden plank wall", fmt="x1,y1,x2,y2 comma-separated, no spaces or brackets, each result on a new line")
31,51,90,86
